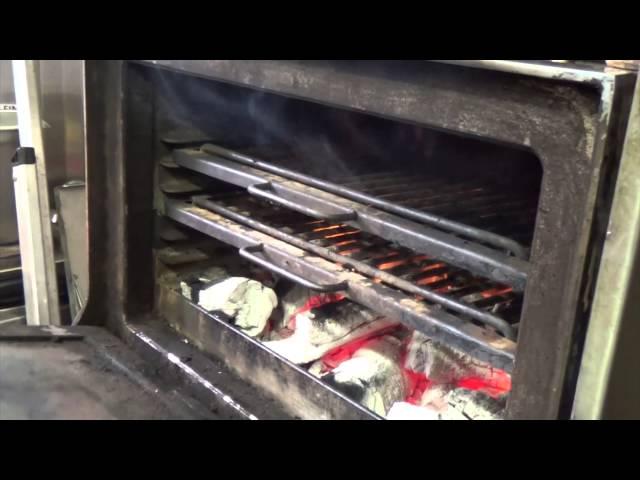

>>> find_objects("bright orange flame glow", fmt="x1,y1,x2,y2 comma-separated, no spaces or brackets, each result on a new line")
417,262,446,273
304,220,324,225
480,287,513,299
416,274,448,285
323,229,360,239
339,248,362,256
312,224,344,233
332,239,358,248
378,258,410,270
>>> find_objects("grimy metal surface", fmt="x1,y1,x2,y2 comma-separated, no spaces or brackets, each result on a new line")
84,61,635,419
572,75,640,419
82,60,126,335
165,198,516,370
153,283,379,420
174,148,529,290
0,325,214,420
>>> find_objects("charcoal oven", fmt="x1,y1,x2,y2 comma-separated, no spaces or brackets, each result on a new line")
81,60,637,419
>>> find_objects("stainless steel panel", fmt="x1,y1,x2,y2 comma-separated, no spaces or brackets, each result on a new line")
37,60,86,193
3,60,86,228
55,182,88,321
0,60,18,245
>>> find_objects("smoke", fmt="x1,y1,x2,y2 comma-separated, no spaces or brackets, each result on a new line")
150,66,540,197
151,68,404,181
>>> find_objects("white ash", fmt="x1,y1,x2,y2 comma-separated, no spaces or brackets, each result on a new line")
321,335,407,417
180,282,194,301
197,277,277,338
420,384,453,411
307,360,325,378
179,266,230,301
263,296,396,364
386,402,441,420
387,400,467,420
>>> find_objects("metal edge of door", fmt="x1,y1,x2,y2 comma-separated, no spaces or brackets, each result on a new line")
572,74,640,419
11,60,61,326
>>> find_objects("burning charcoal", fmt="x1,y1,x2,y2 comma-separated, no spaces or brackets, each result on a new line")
321,335,407,417
276,285,345,333
197,277,277,337
404,330,511,389
264,296,397,364
443,388,507,420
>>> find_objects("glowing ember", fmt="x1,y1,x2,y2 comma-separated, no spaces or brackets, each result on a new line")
457,370,511,398
377,258,410,270
416,262,446,273
480,287,512,299
303,220,325,226
312,224,345,233
323,229,361,239
416,274,449,286
339,248,362,256
332,239,358,248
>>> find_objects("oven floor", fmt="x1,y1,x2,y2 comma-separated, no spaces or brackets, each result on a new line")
0,327,215,420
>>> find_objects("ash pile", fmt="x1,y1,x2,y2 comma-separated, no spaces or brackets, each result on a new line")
179,267,510,420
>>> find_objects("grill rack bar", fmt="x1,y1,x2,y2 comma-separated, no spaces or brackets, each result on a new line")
173,148,529,291
164,197,517,371
193,195,517,339
264,208,524,312
201,143,530,259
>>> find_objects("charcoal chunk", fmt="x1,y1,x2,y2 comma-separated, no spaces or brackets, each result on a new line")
197,277,277,338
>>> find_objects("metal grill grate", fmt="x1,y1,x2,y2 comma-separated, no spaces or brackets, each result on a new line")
202,192,523,333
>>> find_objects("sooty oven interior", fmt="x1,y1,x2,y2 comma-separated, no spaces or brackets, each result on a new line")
85,61,635,420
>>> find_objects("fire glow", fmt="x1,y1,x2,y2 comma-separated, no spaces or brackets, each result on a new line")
298,294,511,412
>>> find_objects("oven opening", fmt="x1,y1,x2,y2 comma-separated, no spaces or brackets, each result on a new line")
144,66,543,419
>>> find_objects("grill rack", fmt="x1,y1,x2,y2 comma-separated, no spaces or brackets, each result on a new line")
171,146,529,291
201,143,535,258
194,192,521,338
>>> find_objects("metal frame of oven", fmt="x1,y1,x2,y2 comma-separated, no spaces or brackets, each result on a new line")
81,60,636,419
